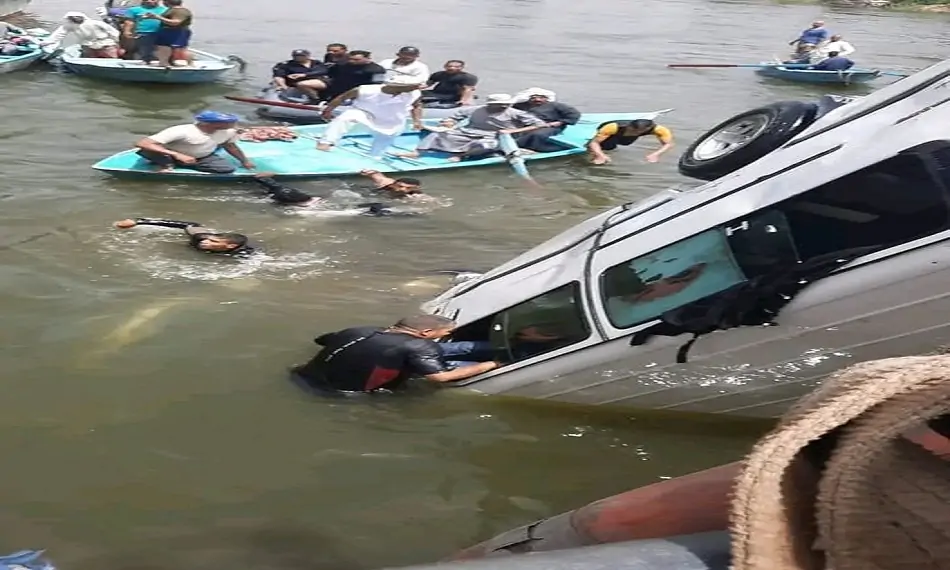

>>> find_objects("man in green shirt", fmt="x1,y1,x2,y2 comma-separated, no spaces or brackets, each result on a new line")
121,0,166,62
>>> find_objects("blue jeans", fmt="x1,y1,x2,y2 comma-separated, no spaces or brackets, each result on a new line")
440,340,494,368
135,32,158,62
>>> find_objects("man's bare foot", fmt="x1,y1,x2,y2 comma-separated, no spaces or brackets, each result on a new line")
447,156,462,163
154,164,174,172
520,149,537,155
254,171,277,178
316,142,332,152
391,151,420,158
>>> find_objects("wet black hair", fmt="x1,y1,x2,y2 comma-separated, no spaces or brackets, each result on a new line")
217,232,249,249
394,177,421,186
628,119,656,131
395,314,455,331
348,50,371,58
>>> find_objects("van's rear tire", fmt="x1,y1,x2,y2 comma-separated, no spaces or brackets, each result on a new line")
678,101,818,181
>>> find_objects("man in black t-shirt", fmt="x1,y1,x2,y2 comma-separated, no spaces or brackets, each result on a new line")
112,217,257,256
424,60,478,106
323,50,386,100
292,314,499,393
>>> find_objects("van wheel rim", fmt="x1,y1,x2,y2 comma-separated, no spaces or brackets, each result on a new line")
691,112,771,161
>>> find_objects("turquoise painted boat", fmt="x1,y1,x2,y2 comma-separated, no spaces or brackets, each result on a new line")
91,111,672,180
58,44,244,84
0,46,43,74
755,65,882,85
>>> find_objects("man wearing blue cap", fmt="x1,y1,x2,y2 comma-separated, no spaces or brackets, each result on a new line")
135,111,255,174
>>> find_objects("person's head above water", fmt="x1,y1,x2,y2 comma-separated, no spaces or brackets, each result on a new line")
195,232,248,252
194,111,239,133
390,314,456,339
387,177,422,195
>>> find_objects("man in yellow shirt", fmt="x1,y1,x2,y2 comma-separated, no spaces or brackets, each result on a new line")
587,119,674,165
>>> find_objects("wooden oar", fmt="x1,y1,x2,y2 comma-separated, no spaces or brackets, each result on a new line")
224,94,324,111
667,63,813,69
497,132,541,188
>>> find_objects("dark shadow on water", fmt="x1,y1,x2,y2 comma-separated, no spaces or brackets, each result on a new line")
77,522,367,570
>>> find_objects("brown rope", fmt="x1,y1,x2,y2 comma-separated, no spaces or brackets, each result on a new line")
731,355,950,570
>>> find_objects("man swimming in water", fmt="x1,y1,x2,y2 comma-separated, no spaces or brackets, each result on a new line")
113,218,257,256
252,169,426,215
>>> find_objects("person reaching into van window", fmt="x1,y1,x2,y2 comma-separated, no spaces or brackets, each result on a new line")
291,314,500,394
586,119,673,165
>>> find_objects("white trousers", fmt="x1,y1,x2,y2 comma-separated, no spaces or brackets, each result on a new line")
319,108,400,158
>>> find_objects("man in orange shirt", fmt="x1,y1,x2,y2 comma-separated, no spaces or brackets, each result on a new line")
586,119,674,165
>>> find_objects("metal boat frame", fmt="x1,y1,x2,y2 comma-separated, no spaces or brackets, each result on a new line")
422,58,950,418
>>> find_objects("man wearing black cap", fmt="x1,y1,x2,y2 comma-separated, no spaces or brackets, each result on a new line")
379,46,430,86
271,48,332,101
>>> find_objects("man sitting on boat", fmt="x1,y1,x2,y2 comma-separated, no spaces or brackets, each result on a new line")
586,119,674,165
42,12,120,58
322,50,387,100
323,42,347,66
120,0,165,63
511,88,580,153
316,82,425,159
393,93,547,162
135,111,255,174
112,218,257,256
272,48,332,102
810,50,854,72
813,33,855,62
423,60,478,107
380,46,430,86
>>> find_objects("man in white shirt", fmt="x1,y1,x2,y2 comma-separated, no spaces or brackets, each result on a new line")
135,111,256,174
814,34,855,61
316,82,425,159
379,46,430,86
41,11,120,58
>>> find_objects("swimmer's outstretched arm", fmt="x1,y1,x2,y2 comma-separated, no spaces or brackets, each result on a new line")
359,169,396,189
114,218,213,236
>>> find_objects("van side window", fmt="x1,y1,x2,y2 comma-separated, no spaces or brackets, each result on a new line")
446,282,590,365
601,229,748,329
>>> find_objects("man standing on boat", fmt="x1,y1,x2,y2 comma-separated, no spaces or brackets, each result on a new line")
42,12,120,58
790,20,828,50
121,0,166,63
143,0,193,66
316,82,425,159
135,111,255,174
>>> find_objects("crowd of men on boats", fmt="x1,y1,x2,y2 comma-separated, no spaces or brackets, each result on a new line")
784,20,857,71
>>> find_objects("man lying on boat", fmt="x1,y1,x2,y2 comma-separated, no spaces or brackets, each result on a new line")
586,118,674,165
272,48,332,102
392,93,548,162
135,111,255,174
112,218,257,256
251,170,427,216
422,60,478,107
40,12,120,58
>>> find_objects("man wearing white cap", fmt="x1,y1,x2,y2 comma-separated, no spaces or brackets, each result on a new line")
395,93,547,162
316,82,425,159
42,12,120,58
